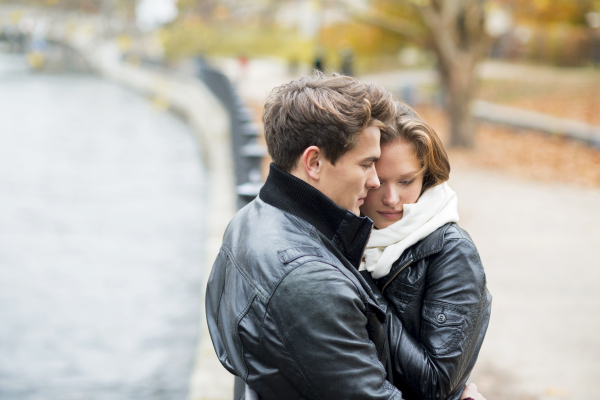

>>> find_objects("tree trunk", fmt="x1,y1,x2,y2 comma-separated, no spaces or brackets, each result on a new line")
439,55,477,148
344,0,490,148
416,0,489,149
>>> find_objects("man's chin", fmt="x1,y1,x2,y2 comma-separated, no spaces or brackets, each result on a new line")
349,206,361,216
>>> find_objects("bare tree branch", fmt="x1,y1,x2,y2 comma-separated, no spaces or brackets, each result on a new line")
418,4,459,66
342,0,492,148
339,4,427,43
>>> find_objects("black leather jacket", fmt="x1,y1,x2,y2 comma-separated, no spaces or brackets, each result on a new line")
206,165,403,399
378,223,492,400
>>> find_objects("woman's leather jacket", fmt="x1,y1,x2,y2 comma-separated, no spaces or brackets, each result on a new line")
377,223,492,400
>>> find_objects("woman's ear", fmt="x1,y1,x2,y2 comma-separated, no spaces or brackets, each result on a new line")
302,146,322,182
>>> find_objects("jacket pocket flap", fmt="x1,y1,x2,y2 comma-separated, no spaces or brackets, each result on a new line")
277,246,323,264
421,301,468,356
422,302,466,327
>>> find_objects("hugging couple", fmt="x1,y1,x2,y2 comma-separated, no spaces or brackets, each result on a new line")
206,72,492,400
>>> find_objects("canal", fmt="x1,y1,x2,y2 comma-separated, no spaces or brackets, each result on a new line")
0,52,206,399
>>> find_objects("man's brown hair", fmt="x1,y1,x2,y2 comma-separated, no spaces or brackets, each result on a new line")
263,72,396,172
381,102,450,193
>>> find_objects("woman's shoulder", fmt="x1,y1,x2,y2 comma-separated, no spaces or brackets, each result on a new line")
412,223,478,260
427,223,485,277
411,225,488,313
407,223,484,279
382,224,483,290
442,223,476,247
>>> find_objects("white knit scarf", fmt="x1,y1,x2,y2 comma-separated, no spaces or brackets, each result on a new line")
359,182,459,279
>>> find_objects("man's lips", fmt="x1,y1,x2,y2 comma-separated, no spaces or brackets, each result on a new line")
358,194,369,205
377,210,403,219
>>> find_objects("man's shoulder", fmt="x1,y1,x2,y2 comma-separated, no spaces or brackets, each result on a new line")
220,198,348,295
225,197,314,243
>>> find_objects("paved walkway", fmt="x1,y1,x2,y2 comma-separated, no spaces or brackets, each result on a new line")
450,166,600,400
214,59,600,400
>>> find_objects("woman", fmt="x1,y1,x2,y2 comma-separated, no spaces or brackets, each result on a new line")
359,102,492,400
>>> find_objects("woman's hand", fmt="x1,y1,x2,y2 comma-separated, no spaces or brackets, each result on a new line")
461,383,486,400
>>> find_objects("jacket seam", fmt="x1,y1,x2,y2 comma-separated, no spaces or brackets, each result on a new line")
268,305,322,400
264,256,330,306
319,242,381,308
268,261,387,392
213,247,228,329
411,223,479,262
445,236,477,250
258,256,323,351
450,224,476,247
220,244,268,303
421,319,466,356
412,235,477,266
383,379,401,396
327,267,388,381
236,292,257,380
410,223,451,261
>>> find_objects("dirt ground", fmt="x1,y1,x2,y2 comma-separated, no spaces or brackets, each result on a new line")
416,105,600,188
477,71,600,127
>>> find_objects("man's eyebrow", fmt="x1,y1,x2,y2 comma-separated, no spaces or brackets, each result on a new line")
362,156,380,163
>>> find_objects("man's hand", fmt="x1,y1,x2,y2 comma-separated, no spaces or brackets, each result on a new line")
461,383,486,400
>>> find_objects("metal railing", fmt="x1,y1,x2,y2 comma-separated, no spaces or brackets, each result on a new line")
195,57,265,210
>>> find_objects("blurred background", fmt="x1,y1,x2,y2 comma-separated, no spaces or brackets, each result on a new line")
0,0,599,400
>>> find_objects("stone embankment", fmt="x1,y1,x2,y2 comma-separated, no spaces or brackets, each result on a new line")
82,41,236,400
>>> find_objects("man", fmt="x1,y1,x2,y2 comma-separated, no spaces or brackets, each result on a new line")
206,73,483,400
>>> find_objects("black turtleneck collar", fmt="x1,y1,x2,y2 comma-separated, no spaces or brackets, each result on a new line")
259,163,374,268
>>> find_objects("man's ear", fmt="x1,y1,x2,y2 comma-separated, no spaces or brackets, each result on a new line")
302,146,323,182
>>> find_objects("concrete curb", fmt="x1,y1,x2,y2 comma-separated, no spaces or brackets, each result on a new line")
473,100,600,145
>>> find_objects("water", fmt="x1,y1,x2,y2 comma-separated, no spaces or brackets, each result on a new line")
0,52,206,399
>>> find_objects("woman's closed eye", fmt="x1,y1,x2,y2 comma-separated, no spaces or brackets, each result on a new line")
399,179,416,186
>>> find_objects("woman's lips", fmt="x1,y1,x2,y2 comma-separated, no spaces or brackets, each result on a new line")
377,210,403,219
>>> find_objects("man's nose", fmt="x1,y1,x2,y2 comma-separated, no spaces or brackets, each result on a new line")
366,168,380,189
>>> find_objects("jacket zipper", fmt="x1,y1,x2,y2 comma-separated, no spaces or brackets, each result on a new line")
381,259,413,295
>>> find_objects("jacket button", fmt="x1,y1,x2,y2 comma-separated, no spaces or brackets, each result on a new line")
437,313,446,323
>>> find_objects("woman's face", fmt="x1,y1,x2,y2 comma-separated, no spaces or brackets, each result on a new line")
360,139,423,229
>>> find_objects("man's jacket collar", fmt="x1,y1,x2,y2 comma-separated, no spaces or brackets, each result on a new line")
259,163,373,269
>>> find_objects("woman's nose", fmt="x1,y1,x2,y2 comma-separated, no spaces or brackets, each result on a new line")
382,187,399,206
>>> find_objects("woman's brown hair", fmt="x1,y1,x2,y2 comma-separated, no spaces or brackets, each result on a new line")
381,102,450,193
